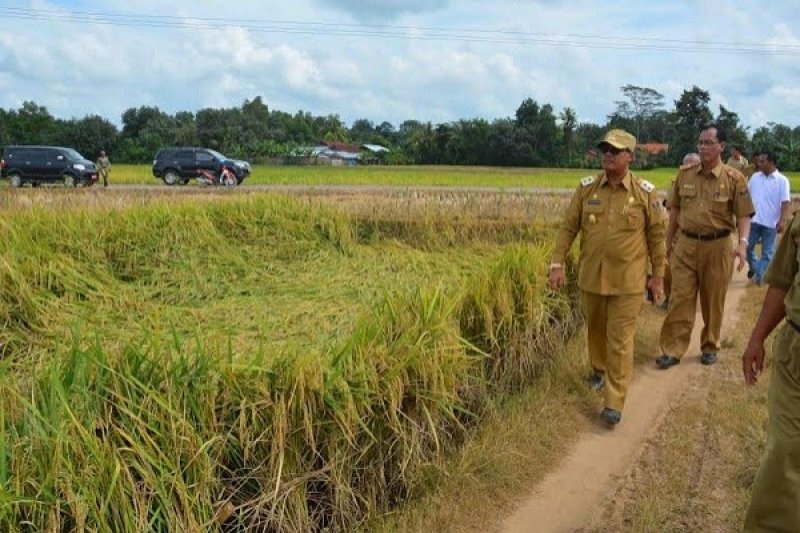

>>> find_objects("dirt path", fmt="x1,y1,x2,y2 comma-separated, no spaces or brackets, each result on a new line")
501,268,749,533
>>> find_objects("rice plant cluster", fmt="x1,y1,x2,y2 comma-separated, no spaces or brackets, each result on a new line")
0,193,578,531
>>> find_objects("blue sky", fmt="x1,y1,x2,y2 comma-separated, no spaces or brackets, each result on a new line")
0,0,798,132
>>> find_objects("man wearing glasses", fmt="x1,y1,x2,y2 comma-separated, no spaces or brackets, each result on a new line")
549,129,666,426
656,123,754,370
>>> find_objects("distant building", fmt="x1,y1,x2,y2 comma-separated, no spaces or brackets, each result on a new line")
636,143,669,156
310,141,390,166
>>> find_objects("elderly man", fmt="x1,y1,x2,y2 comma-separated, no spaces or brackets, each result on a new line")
656,123,754,369
549,129,666,426
747,150,791,286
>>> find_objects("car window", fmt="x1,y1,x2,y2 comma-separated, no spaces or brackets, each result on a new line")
196,152,215,163
63,148,85,161
207,149,226,160
175,150,194,162
28,149,49,162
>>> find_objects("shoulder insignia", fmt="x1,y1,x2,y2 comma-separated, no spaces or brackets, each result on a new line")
725,166,745,179
580,176,595,187
638,179,655,193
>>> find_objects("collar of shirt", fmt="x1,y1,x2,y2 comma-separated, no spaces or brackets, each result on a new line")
700,160,725,179
598,170,633,190
754,170,780,180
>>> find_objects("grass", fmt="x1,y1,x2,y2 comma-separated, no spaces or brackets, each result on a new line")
10,164,800,191
78,165,683,189
0,192,585,531
88,164,800,191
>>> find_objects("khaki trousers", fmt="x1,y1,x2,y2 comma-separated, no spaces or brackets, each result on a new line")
744,323,800,531
659,234,733,357
581,291,643,411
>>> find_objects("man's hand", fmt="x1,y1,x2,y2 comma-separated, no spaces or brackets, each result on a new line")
733,241,748,271
549,266,565,291
647,275,664,304
777,219,787,233
742,340,766,385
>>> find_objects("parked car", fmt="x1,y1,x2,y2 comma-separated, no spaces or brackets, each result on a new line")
1,145,98,187
151,147,251,186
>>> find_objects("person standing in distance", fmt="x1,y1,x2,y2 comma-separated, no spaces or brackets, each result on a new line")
96,150,111,188
549,129,666,427
727,145,749,174
741,208,800,531
747,150,791,286
655,123,754,369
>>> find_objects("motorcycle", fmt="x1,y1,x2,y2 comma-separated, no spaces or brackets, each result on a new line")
196,165,238,187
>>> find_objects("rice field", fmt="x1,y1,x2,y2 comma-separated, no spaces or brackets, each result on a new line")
70,164,800,191
8,164,800,191
92,165,683,189
0,189,579,531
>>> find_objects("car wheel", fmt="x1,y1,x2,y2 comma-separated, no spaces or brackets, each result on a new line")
8,174,22,188
63,174,76,187
163,170,179,186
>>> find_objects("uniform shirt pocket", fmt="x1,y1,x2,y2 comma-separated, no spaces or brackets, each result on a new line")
678,187,697,207
581,202,604,228
711,195,730,214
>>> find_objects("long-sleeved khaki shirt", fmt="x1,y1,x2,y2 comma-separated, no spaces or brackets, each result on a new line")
552,170,667,295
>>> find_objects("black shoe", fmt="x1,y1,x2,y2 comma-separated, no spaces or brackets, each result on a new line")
586,373,605,391
747,269,755,279
656,354,680,369
600,407,621,426
700,352,718,365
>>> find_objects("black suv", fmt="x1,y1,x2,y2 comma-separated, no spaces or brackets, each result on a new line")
1,146,98,187
152,147,251,185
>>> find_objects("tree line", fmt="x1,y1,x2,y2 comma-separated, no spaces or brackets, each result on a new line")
0,86,798,170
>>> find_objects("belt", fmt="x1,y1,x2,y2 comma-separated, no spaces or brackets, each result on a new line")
787,318,800,333
681,229,731,241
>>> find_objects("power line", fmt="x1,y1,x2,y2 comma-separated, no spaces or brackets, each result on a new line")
1,5,798,56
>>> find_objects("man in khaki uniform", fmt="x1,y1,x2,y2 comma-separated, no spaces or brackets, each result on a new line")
549,129,666,426
656,124,754,369
741,209,800,531
96,150,110,188
727,145,749,174
661,152,703,309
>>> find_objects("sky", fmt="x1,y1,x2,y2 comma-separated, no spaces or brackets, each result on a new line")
0,0,798,132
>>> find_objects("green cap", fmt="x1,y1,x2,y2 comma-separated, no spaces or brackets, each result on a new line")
598,129,636,152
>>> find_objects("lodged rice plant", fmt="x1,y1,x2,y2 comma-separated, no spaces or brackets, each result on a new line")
0,193,578,531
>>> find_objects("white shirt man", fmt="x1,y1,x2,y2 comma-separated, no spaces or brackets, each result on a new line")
746,152,791,284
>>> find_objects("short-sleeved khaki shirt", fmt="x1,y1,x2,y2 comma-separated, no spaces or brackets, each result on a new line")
667,161,755,234
726,156,748,174
764,212,800,323
552,171,666,295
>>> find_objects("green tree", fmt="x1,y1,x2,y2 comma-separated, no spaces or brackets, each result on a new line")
559,107,578,166
614,85,665,142
670,86,713,164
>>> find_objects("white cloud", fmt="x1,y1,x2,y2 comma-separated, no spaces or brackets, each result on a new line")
0,0,796,131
